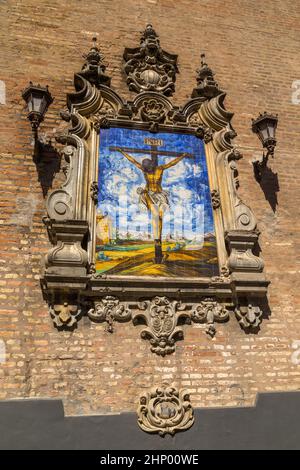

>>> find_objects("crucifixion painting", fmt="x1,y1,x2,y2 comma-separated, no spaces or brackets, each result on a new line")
111,143,194,264
96,127,219,278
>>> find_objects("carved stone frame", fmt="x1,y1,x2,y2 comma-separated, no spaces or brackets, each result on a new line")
41,31,269,348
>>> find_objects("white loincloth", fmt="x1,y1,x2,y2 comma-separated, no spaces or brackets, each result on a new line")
137,187,170,212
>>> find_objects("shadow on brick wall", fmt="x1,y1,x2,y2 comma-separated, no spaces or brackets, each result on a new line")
256,165,280,213
34,140,61,198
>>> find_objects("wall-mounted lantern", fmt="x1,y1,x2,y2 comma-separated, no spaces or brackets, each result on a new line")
22,82,53,159
251,111,278,180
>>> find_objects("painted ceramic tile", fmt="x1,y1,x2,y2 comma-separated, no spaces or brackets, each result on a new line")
95,127,219,278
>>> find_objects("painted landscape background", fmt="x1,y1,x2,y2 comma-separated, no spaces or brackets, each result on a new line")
95,127,219,278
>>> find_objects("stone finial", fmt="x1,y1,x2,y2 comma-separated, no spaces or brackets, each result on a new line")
191,53,222,99
80,36,111,87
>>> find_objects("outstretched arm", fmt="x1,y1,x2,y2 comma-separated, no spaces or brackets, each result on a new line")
160,153,190,170
115,148,142,169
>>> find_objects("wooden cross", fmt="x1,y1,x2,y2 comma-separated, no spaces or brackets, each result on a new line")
109,142,194,164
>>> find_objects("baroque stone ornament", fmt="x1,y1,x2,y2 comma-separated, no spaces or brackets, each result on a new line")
140,98,166,123
87,296,131,332
189,112,202,127
44,220,89,277
235,301,263,330
137,384,194,436
92,115,111,131
123,24,178,96
211,189,221,209
132,297,190,356
39,24,270,338
226,231,264,273
191,298,229,337
90,181,98,204
49,301,81,329
195,124,214,143
210,265,231,283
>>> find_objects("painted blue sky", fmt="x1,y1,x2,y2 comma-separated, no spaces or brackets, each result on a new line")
98,127,215,241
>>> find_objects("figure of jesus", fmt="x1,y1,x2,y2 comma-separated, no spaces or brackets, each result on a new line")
115,147,190,264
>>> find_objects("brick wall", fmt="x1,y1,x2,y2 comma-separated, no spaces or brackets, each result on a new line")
0,0,300,415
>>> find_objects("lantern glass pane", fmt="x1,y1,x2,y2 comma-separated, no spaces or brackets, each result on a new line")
268,122,275,139
27,94,33,112
260,124,269,141
33,95,42,113
40,96,48,115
